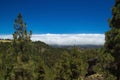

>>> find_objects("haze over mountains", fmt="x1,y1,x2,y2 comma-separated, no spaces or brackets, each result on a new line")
0,33,105,46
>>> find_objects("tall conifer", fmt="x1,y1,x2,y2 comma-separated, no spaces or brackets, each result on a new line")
104,0,120,79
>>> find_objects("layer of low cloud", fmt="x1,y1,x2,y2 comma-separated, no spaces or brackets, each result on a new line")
0,35,13,39
0,34,105,45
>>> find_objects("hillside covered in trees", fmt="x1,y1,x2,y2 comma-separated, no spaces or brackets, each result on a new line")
0,0,120,80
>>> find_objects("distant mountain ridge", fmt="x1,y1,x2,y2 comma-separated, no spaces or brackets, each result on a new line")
0,39,103,48
51,44,103,48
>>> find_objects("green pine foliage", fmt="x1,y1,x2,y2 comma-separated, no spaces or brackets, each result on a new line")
104,0,120,80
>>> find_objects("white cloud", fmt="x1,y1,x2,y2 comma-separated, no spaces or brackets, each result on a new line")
0,34,105,45
31,34,105,45
0,35,13,39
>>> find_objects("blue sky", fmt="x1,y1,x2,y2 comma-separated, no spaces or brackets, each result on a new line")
0,0,114,34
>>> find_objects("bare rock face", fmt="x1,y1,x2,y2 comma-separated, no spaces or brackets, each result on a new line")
85,73,104,80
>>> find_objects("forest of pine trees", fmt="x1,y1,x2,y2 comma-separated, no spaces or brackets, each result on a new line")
0,0,120,80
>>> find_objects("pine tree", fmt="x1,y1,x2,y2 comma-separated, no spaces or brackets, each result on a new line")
54,51,71,80
13,13,32,41
13,13,32,56
104,0,120,79
6,13,34,80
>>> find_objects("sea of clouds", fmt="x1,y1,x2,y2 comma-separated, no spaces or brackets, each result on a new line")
0,34,105,46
